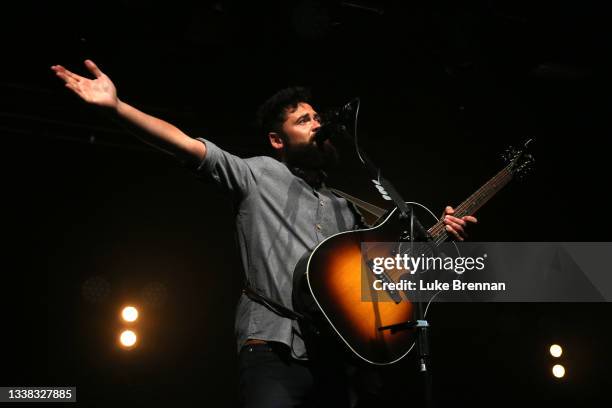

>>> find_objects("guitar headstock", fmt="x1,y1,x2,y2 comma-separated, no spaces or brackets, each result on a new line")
502,138,535,179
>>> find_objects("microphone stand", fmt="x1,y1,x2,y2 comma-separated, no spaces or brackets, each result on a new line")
330,122,435,407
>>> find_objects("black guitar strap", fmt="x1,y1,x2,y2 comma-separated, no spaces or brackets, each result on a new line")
242,284,305,321
328,188,386,221
328,188,386,226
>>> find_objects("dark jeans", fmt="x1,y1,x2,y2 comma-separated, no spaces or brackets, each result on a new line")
238,342,382,408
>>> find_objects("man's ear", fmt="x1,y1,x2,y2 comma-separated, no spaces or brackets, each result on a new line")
268,132,284,151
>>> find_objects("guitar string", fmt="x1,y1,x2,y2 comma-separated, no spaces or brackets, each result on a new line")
429,172,507,241
432,165,511,236
431,175,510,245
429,165,513,243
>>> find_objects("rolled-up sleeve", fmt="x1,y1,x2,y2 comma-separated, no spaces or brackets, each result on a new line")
192,138,255,199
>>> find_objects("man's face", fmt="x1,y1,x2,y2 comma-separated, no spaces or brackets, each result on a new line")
281,102,322,146
273,102,338,170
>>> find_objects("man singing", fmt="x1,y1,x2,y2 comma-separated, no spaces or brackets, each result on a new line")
52,60,477,407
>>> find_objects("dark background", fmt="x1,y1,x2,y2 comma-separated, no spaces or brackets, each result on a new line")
2,0,611,406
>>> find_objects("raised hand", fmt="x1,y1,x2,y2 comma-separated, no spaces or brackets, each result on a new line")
51,60,118,110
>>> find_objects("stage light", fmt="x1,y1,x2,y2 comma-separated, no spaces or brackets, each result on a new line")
552,364,565,378
119,330,137,348
121,306,139,322
549,344,563,358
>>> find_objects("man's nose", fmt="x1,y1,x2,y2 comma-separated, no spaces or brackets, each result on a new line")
312,118,322,132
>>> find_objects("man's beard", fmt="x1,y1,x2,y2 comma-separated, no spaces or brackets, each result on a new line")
284,139,339,171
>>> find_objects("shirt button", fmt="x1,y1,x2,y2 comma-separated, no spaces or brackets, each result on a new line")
319,200,324,207
315,224,322,231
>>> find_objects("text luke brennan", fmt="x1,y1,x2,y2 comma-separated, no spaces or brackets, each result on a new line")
372,279,506,292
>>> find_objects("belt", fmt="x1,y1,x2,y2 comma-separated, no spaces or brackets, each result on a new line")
244,339,268,346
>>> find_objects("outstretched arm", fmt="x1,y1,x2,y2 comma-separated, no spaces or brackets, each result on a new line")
51,60,206,162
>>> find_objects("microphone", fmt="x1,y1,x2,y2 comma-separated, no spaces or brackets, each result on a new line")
315,98,359,144
323,98,359,123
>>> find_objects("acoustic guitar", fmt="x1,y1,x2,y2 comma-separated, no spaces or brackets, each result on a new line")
293,140,534,365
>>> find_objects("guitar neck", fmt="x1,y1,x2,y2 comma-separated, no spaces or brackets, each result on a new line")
428,164,514,243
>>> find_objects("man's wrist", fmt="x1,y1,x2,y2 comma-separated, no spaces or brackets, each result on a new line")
114,98,125,116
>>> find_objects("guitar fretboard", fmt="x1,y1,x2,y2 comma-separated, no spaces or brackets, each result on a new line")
428,164,514,244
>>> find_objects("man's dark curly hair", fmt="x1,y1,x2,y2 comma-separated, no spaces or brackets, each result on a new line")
256,86,312,138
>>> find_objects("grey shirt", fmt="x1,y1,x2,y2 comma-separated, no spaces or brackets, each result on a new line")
193,138,361,358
